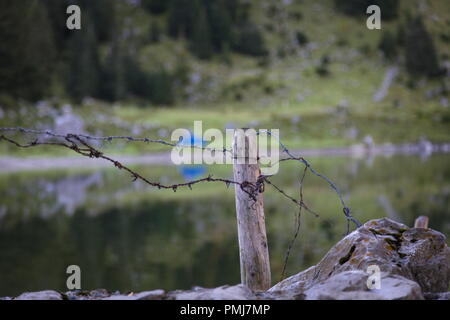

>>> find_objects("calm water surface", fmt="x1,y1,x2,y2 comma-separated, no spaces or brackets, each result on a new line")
0,153,449,296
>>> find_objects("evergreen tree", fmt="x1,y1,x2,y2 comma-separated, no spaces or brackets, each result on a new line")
149,21,161,43
233,23,267,57
191,7,214,59
378,30,397,60
404,16,441,77
98,36,126,102
67,13,101,102
335,0,399,20
167,0,198,39
0,0,56,102
206,0,233,52
142,0,172,15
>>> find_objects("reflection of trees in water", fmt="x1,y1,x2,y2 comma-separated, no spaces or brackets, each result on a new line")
43,172,103,217
0,172,103,221
0,154,448,296
0,198,240,296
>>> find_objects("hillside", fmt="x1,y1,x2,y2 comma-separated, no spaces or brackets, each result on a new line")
0,0,449,155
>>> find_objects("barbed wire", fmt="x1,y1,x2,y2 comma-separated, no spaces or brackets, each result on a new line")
261,129,361,230
0,126,361,229
0,126,363,279
0,127,233,153
0,132,316,215
280,165,308,281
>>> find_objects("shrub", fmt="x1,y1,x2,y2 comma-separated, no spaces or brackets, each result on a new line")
296,31,309,46
232,23,267,57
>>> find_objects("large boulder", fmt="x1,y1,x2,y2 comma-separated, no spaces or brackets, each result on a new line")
270,218,450,296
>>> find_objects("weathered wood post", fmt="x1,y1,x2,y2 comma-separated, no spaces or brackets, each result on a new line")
232,128,271,291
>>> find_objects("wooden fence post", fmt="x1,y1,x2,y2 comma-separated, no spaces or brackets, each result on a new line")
232,128,271,291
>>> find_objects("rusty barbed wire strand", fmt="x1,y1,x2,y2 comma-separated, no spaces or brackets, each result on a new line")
280,165,308,281
0,126,362,231
262,176,318,218
0,125,365,281
0,127,233,153
260,129,361,229
0,133,314,212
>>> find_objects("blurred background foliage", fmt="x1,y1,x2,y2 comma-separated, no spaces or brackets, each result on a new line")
0,0,449,155
0,0,448,107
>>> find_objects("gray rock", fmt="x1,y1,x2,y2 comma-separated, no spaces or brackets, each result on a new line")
270,218,450,295
134,289,166,300
15,290,63,300
102,295,137,300
303,271,423,300
304,270,370,300
375,274,424,300
102,290,165,300
168,285,256,300
399,228,450,292
424,292,450,300
255,289,305,300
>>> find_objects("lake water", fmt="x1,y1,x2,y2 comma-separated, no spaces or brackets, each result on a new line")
0,153,449,297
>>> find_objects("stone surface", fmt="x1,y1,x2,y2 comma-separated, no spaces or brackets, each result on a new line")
269,218,450,295
15,290,63,300
168,285,256,300
424,292,450,300
303,270,423,300
304,270,370,300
102,289,166,300
399,228,450,292
135,289,166,300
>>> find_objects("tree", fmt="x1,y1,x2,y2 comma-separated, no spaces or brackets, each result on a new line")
167,0,198,39
67,13,101,102
141,0,172,15
206,0,233,52
378,30,397,60
0,0,56,102
335,0,399,20
191,7,214,59
233,23,267,57
98,37,126,102
404,16,441,77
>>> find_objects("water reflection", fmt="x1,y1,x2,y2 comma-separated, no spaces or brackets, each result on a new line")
0,154,448,296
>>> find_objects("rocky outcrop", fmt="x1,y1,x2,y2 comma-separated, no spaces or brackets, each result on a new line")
3,218,449,300
269,218,450,297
